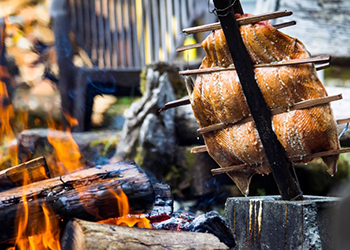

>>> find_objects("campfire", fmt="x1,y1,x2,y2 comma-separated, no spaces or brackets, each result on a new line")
0,75,231,249
1,0,350,249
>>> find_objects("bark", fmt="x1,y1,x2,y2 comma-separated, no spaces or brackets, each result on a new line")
0,157,50,191
61,218,229,250
0,161,155,243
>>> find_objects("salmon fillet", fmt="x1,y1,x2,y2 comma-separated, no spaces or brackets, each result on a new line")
190,14,340,195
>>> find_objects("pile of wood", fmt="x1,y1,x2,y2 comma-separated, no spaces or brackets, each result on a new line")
0,157,230,249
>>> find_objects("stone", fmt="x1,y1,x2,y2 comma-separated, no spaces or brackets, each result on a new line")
225,195,340,250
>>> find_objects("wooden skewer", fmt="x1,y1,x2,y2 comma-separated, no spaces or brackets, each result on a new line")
190,145,207,153
315,62,330,71
182,10,293,34
211,164,247,176
337,118,350,125
179,55,330,76
176,20,296,53
159,98,191,112
158,61,329,113
197,94,342,134
210,148,350,176
176,43,201,53
273,20,296,29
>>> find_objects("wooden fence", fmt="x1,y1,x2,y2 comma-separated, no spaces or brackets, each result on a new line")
69,0,212,69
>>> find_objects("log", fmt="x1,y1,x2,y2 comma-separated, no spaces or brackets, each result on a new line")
0,161,155,243
0,157,50,191
61,218,229,250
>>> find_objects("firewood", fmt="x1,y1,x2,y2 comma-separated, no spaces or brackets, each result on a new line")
0,161,155,243
0,156,50,190
61,218,229,250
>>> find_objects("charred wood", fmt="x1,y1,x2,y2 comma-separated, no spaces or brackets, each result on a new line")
0,156,50,191
154,211,235,249
0,161,155,243
61,218,229,250
147,182,173,223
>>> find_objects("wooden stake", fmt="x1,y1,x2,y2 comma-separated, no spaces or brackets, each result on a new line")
337,118,350,125
179,55,330,75
158,98,190,112
315,62,330,71
182,10,292,34
210,148,350,176
197,94,342,134
176,20,296,53
190,145,207,153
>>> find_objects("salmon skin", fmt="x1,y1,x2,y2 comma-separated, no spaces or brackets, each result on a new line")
189,14,340,195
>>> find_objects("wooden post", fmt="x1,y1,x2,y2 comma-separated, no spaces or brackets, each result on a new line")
212,0,302,200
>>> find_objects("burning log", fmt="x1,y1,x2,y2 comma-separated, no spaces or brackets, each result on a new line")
0,161,155,243
61,218,229,250
0,156,50,191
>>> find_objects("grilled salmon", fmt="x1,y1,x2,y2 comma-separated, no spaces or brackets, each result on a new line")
189,14,340,195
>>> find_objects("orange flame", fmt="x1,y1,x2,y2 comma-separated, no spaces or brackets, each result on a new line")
0,69,19,167
9,171,61,250
98,186,151,228
46,112,84,176
0,20,18,167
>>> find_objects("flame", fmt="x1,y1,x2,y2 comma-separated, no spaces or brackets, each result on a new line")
98,186,151,228
9,171,61,250
46,112,84,176
0,68,19,167
0,20,19,167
